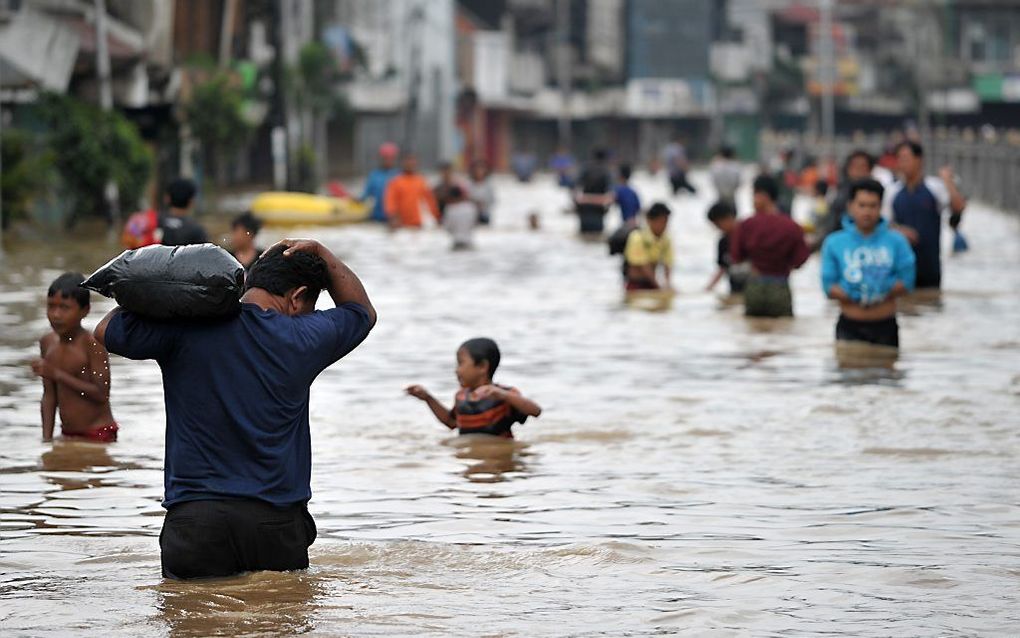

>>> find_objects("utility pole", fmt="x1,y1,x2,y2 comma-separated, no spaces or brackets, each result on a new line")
219,0,238,68
818,0,835,158
556,0,572,151
403,3,424,155
1,100,4,257
94,0,120,229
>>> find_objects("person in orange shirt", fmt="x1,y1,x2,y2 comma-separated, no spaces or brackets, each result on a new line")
384,154,440,228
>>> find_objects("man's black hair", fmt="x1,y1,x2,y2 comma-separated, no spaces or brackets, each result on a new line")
460,337,501,378
720,145,735,159
895,140,924,158
165,178,197,209
449,184,465,199
752,174,779,202
593,148,607,162
231,211,263,234
814,179,829,197
646,202,671,220
48,272,89,307
246,244,329,303
848,178,885,202
707,201,736,223
845,149,875,170
619,163,632,180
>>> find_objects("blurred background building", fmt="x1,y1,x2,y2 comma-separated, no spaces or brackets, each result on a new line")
1,0,1018,222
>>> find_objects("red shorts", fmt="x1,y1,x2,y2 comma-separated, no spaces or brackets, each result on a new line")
61,423,118,443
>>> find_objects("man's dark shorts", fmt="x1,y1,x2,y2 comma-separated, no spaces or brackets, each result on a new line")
744,276,793,317
836,314,899,348
577,204,606,234
160,499,316,579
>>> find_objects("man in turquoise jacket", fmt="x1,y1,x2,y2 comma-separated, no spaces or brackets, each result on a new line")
361,142,399,222
821,179,915,348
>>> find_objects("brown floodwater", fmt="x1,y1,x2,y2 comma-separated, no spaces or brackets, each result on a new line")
1,172,1019,636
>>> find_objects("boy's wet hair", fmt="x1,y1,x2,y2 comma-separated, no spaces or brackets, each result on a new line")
246,244,329,303
166,178,197,209
48,272,89,308
707,201,736,223
814,179,829,197
231,211,263,235
848,178,885,202
646,202,671,220
460,337,501,379
449,185,465,199
752,175,779,202
618,163,632,180
719,145,735,159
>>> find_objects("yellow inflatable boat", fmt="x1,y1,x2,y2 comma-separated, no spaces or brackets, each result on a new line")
250,192,371,226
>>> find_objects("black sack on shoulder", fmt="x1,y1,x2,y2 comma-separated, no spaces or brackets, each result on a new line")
82,244,245,320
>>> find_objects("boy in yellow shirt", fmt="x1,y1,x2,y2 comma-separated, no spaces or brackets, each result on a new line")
623,203,673,291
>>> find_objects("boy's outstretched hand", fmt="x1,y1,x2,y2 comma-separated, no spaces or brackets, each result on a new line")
405,385,430,400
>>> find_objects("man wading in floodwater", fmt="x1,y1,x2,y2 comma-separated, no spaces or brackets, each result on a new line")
94,240,376,579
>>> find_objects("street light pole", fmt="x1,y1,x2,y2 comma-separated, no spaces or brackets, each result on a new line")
819,0,835,157
94,0,120,231
556,0,572,151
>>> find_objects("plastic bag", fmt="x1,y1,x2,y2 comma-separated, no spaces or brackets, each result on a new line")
952,230,969,253
83,244,245,320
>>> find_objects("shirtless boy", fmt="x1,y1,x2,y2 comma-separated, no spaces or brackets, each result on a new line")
32,273,117,442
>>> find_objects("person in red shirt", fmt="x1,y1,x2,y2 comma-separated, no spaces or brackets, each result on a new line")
731,175,810,317
384,154,440,229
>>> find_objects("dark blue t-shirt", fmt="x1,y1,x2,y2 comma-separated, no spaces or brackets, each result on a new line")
890,180,945,287
104,302,373,508
615,184,641,223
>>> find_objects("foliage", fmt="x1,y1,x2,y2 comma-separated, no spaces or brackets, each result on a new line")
294,144,318,194
181,70,252,179
291,41,350,119
1,129,55,228
38,93,151,222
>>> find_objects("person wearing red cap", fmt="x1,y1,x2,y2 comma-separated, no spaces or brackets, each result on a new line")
384,154,440,228
361,143,400,222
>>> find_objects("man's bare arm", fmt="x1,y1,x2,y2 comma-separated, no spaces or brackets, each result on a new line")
280,240,377,327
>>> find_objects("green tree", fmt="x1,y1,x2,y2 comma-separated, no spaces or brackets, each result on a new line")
182,70,252,183
288,42,351,190
39,93,151,225
1,129,55,229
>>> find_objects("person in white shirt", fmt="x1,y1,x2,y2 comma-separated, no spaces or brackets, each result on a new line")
710,146,742,208
443,185,479,250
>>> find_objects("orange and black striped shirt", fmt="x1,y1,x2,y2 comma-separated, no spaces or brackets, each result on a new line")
451,385,528,438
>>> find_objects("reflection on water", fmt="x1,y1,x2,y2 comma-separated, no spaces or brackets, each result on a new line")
152,571,324,638
2,173,1020,635
445,435,530,482
834,340,900,370
40,439,120,491
623,289,675,313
